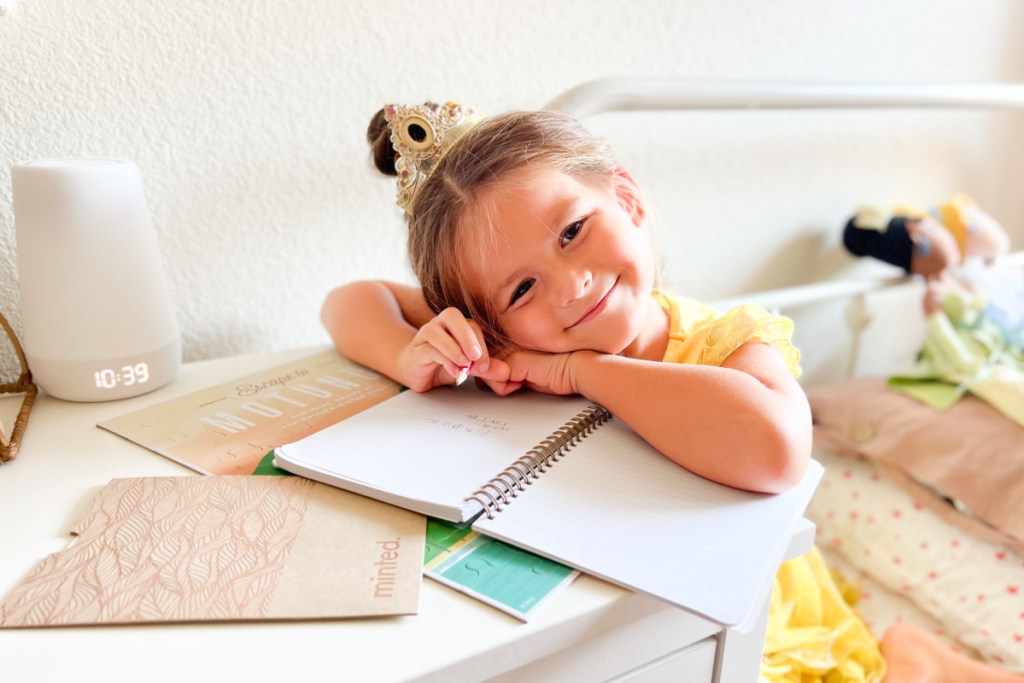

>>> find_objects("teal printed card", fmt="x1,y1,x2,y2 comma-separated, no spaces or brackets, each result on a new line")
423,519,577,621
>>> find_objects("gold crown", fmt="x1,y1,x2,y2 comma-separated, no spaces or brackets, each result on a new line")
384,102,481,214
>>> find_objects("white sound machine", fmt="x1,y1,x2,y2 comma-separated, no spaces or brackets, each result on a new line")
12,159,181,401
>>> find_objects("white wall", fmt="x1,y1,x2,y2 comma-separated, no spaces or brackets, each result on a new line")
2,0,1023,389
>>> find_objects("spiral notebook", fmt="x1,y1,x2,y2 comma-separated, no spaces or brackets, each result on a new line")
273,383,823,626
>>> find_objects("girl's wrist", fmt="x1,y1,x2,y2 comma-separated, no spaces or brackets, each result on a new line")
566,349,604,396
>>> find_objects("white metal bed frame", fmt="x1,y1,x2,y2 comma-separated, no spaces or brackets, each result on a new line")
545,78,1024,312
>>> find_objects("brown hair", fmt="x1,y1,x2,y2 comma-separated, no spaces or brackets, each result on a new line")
367,105,618,350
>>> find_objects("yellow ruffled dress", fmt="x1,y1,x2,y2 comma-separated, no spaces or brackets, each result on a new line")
652,290,886,683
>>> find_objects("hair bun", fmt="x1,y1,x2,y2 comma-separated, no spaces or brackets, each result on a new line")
367,107,398,177
368,102,445,177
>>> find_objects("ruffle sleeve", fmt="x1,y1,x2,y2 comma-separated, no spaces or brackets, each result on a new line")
704,305,798,378
698,304,802,378
654,291,802,377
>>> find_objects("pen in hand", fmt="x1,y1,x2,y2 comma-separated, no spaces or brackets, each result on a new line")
455,362,474,386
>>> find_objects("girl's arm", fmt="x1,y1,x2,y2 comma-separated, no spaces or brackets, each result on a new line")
321,280,432,379
575,342,811,493
504,342,811,494
321,281,509,392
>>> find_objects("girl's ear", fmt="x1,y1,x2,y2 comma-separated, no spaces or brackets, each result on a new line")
612,166,645,227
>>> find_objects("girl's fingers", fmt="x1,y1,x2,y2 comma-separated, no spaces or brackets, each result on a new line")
491,380,524,396
435,309,486,367
475,372,523,396
416,319,472,368
430,309,495,377
410,308,497,385
410,341,463,381
462,319,492,373
474,356,510,382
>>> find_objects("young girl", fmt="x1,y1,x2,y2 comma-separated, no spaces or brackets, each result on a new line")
322,101,1022,683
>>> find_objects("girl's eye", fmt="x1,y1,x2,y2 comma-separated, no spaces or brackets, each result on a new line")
509,279,534,306
560,219,585,247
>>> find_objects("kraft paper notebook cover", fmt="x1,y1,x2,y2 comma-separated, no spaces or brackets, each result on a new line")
273,384,823,627
0,476,424,627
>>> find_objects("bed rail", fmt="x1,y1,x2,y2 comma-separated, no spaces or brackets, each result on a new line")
709,251,1024,312
545,78,1024,118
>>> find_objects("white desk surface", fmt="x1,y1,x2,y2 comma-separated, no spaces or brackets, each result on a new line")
0,347,811,682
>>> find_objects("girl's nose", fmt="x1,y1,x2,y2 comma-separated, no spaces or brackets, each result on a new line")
560,267,593,305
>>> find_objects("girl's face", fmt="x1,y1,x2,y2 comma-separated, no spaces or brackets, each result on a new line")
459,165,661,357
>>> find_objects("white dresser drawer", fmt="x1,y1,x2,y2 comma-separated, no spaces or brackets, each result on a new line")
612,637,717,682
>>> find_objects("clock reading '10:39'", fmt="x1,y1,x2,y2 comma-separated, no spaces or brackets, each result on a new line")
94,363,151,389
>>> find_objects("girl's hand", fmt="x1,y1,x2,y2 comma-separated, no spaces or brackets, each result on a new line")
492,349,589,396
397,308,509,392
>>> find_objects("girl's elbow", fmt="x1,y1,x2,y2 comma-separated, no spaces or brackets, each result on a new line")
320,287,343,328
755,387,814,493
755,422,812,494
321,280,387,330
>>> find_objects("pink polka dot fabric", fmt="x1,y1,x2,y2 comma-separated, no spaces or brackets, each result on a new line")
808,447,1024,672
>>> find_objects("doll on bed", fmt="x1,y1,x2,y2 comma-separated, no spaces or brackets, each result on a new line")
843,195,1024,428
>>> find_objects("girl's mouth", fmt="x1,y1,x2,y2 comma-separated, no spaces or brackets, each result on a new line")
568,278,617,329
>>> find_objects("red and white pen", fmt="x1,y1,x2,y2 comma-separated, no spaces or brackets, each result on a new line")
455,362,474,386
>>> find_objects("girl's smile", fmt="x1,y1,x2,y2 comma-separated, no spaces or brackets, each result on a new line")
567,277,617,329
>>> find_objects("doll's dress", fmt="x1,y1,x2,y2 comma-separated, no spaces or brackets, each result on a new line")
888,261,1024,429
653,289,886,683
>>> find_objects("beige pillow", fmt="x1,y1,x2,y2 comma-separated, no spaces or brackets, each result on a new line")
807,378,1024,551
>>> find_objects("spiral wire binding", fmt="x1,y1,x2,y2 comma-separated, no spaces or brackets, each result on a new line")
465,404,612,519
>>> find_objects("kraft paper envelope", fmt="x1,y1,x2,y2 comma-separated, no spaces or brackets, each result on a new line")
0,476,424,626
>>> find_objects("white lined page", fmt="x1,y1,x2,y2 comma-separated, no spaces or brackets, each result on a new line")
274,384,596,522
472,418,823,626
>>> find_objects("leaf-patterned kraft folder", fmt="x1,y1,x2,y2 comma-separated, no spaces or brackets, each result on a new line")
0,476,425,626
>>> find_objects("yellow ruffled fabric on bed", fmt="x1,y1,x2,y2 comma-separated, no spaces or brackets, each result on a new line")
760,547,886,683
653,290,802,378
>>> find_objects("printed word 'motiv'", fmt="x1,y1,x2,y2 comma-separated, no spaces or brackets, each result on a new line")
199,372,380,434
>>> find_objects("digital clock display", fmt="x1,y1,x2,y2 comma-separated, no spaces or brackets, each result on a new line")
94,363,151,389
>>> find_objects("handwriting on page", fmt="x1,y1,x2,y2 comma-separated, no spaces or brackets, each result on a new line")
425,413,511,437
